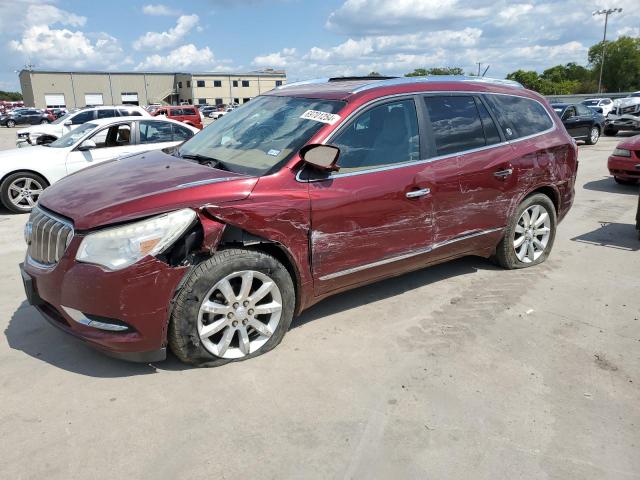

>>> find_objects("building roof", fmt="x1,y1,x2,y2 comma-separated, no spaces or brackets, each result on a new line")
20,69,286,77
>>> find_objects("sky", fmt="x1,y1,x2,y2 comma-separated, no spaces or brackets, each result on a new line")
0,0,639,91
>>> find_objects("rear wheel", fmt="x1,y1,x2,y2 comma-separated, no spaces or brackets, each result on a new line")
585,126,600,145
169,248,295,367
6,120,15,128
493,193,557,269
603,127,618,136
0,172,48,213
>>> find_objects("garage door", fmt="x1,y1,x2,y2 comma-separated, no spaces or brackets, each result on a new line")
85,94,104,106
44,94,65,108
121,92,138,103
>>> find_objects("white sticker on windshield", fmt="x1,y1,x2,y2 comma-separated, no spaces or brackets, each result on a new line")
300,110,341,125
267,149,281,156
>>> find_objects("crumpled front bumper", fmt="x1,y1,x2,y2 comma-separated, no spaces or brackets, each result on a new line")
606,114,640,130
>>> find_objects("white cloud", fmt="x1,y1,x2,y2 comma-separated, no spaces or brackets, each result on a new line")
9,25,128,69
136,44,228,71
142,4,181,16
133,14,199,51
253,48,297,67
0,1,86,33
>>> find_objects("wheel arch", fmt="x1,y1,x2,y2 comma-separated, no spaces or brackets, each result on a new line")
0,169,52,188
524,185,560,215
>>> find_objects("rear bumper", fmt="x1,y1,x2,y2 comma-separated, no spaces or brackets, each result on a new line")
608,155,640,179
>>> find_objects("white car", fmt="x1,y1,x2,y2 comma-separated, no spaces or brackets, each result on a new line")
16,105,149,148
581,98,614,116
0,116,199,213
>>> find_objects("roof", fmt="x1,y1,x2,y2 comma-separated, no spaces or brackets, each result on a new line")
84,115,198,130
266,76,524,101
21,69,285,78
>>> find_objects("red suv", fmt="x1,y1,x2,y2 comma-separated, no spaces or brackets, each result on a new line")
21,76,577,365
153,105,203,129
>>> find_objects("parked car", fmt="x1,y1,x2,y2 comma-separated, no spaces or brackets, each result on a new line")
636,190,640,240
200,106,220,118
0,108,51,128
607,135,640,185
581,98,613,116
551,103,604,144
604,93,640,136
209,106,235,120
152,105,203,129
16,105,149,147
20,76,577,365
1,117,198,213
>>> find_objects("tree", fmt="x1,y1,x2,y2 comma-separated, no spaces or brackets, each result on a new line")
368,71,382,76
0,91,23,101
505,70,541,90
405,67,464,77
588,36,640,92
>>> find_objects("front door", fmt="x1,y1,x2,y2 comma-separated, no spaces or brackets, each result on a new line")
309,97,434,294
65,122,135,175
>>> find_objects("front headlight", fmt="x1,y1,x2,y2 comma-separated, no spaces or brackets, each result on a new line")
76,209,196,270
612,148,631,157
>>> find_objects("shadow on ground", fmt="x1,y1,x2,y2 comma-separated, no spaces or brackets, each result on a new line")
5,256,493,377
571,222,639,251
583,177,639,195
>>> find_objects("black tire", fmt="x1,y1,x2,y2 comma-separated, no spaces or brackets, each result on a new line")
493,193,557,269
6,120,15,128
169,248,295,367
614,176,638,185
585,126,600,145
0,171,48,214
603,127,618,136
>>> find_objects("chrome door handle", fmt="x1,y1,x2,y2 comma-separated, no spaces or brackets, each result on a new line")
406,188,430,198
494,168,513,178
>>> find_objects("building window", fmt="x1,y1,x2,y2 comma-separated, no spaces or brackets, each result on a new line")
197,80,205,87
178,81,183,88
233,98,239,104
198,98,207,104
215,98,223,105
232,80,238,87
242,98,250,103
242,80,250,87
186,81,191,88
214,80,222,87
275,80,283,87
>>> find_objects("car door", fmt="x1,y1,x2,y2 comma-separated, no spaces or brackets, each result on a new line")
65,122,134,175
308,97,435,294
561,106,580,137
575,104,596,136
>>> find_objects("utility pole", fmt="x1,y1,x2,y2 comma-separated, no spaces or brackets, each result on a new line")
593,8,622,94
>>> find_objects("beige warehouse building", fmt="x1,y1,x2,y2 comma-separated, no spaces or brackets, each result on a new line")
19,69,286,109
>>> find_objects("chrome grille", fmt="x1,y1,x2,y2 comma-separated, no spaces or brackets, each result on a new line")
26,207,74,267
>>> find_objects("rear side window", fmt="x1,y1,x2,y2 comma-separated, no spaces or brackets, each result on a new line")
424,96,486,156
97,109,116,119
476,100,502,145
139,121,174,144
71,110,94,125
484,94,553,139
576,104,592,116
183,108,197,116
174,124,194,141
332,99,419,172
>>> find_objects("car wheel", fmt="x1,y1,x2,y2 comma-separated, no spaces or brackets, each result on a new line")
603,127,618,136
614,176,638,185
6,120,15,128
585,126,600,145
169,248,295,367
208,113,215,118
0,171,48,214
40,119,49,124
493,193,557,269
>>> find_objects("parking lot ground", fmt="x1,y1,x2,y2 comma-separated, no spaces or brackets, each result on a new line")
0,125,638,479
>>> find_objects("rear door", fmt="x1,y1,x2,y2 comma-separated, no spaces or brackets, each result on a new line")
575,104,595,136
309,97,433,294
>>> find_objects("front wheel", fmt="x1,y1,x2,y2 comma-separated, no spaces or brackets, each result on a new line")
6,120,15,128
0,172,48,213
169,248,295,367
493,193,557,269
40,119,49,124
585,126,600,145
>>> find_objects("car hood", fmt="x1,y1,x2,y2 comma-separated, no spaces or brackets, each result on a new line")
617,97,640,109
38,149,258,230
17,123,64,136
615,135,640,151
0,145,55,163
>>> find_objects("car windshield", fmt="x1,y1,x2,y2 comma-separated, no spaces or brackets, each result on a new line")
47,122,97,148
177,95,345,176
582,100,599,106
52,112,74,124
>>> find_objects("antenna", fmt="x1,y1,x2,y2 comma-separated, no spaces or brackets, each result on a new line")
481,65,490,77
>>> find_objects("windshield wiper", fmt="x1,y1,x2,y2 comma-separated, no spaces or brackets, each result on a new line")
179,153,229,171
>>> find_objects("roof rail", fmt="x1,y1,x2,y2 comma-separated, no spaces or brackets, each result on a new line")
328,76,398,82
276,78,329,90
351,76,524,93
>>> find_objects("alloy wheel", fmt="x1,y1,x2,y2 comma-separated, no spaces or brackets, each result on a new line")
8,177,44,210
197,270,283,359
513,204,551,263
590,127,599,144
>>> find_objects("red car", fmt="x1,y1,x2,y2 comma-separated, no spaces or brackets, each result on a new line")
607,135,640,184
21,76,577,365
152,105,203,129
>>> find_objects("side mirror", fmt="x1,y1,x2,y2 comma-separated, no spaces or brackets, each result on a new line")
64,120,72,126
78,139,96,151
300,144,340,171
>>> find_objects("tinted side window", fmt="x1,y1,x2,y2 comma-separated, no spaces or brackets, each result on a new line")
576,104,592,116
97,109,116,119
424,96,485,156
476,99,502,145
171,108,183,116
71,110,94,124
332,99,419,172
173,124,194,141
485,95,553,139
139,121,174,144
184,108,197,116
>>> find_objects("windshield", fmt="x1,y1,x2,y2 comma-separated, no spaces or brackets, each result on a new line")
48,122,97,148
582,100,599,106
177,95,345,176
